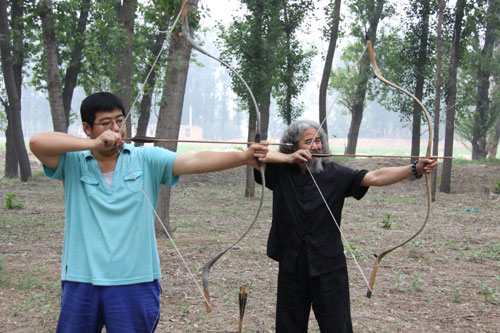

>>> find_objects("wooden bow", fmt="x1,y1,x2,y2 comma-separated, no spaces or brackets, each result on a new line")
365,38,433,297
181,1,265,313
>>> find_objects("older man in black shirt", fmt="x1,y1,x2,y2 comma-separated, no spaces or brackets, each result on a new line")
255,120,437,332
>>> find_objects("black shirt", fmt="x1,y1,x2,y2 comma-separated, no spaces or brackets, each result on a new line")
255,162,369,277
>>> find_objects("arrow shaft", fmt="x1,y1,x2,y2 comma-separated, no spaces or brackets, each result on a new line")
312,153,452,159
124,137,290,146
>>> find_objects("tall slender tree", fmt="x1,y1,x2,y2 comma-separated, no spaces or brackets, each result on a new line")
431,0,445,201
409,0,431,162
0,0,31,181
440,0,466,193
471,0,500,159
39,0,66,132
319,0,342,135
344,0,386,155
155,0,199,234
114,0,137,135
3,0,25,178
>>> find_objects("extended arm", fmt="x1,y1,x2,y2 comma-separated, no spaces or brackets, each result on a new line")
172,144,268,176
360,158,437,187
259,149,311,164
29,131,123,170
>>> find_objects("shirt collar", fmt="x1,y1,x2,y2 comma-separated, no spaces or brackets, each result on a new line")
82,143,133,160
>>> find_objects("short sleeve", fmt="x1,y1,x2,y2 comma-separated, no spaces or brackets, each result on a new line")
144,147,179,186
347,169,369,200
43,153,66,181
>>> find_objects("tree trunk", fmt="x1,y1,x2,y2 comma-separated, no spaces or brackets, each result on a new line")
245,109,257,198
155,0,199,234
345,0,385,154
62,0,91,123
410,0,430,162
486,43,500,158
0,0,31,181
4,0,23,178
319,0,341,136
471,0,499,160
114,0,137,135
440,0,466,193
135,25,168,146
487,115,500,158
1,99,18,178
39,0,66,132
431,0,445,202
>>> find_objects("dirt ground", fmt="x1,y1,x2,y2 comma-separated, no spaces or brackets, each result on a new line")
0,151,499,332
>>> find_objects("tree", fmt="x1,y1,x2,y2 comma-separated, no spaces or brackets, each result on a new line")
440,0,466,193
220,0,313,196
0,0,31,181
2,0,26,178
33,0,91,132
155,0,199,234
431,0,445,201
39,0,66,132
470,0,500,159
344,0,387,155
134,1,171,144
274,0,314,125
114,0,137,135
319,0,342,135
61,0,91,125
409,0,432,162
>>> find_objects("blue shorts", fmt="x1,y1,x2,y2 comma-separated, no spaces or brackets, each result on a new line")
56,280,161,333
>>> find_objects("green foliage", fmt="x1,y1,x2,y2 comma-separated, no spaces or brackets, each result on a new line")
5,192,24,210
0,254,6,271
493,181,500,194
381,213,392,229
410,271,426,292
452,282,463,303
477,278,499,304
219,0,314,125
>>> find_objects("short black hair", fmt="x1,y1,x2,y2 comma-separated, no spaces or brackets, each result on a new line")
80,92,126,126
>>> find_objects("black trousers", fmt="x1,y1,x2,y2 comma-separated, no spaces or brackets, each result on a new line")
275,250,353,333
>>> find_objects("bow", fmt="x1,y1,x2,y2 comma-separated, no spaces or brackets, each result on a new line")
181,2,266,313
364,38,433,297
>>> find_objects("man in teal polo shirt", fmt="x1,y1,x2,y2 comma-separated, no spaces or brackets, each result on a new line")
29,92,268,332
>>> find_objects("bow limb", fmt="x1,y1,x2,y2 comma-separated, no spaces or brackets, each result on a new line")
181,8,265,313
365,39,433,297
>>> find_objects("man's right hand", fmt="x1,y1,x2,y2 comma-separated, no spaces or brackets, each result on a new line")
93,130,124,151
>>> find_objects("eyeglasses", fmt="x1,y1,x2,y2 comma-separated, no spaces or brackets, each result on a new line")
93,117,125,129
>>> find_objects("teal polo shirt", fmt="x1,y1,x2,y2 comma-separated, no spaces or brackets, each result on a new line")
44,144,179,286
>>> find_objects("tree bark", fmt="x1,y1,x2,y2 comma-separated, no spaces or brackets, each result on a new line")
245,108,258,198
345,0,385,155
62,0,91,123
431,0,445,202
114,0,137,135
319,0,341,136
410,0,430,162
4,0,23,178
155,0,199,234
0,0,31,181
440,0,466,193
471,0,499,159
39,0,66,132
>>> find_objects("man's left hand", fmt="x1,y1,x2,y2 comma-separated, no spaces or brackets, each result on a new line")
416,158,438,174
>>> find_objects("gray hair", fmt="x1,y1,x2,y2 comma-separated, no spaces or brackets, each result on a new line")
279,120,331,156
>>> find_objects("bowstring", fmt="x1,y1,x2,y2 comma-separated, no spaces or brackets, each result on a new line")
305,42,372,292
114,0,211,307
